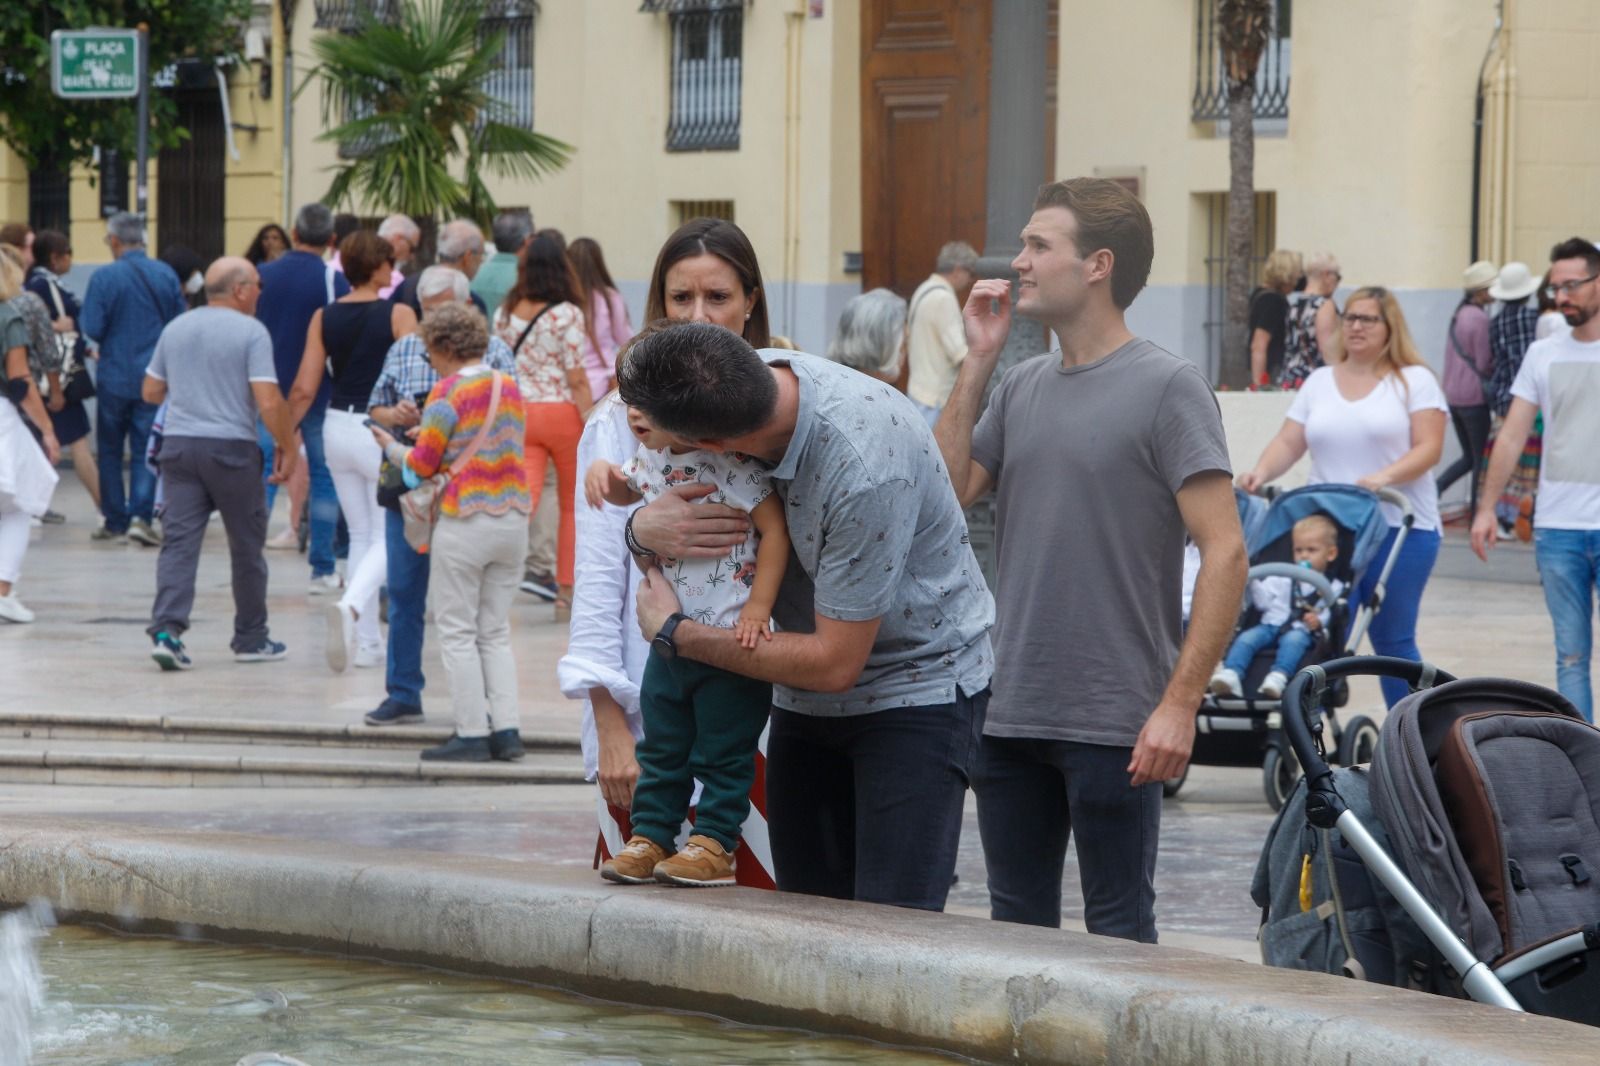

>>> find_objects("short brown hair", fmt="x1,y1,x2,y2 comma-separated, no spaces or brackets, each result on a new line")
419,303,489,365
339,229,393,288
0,223,30,251
1032,178,1154,309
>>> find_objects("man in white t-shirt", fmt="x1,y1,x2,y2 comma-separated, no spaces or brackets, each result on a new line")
1473,237,1600,723
905,241,977,426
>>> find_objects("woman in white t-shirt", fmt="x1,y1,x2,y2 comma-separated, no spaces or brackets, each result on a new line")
1238,286,1448,706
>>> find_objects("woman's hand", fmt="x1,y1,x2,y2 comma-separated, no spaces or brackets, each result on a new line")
592,691,640,810
1236,470,1265,494
51,316,74,335
46,391,65,413
369,423,397,450
40,431,59,465
1356,472,1391,492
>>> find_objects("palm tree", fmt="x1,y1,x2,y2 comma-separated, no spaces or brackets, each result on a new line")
1217,0,1272,389
305,0,572,231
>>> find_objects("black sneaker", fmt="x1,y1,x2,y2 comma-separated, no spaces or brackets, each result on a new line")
235,637,288,663
518,570,558,601
40,510,65,525
365,699,424,726
420,734,492,762
151,631,193,671
488,728,525,761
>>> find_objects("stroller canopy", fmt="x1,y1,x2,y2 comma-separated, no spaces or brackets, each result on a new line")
1247,484,1391,582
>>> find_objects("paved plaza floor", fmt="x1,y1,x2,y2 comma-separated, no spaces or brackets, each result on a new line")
0,477,1563,960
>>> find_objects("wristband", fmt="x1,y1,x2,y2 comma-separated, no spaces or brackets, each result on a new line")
624,510,657,561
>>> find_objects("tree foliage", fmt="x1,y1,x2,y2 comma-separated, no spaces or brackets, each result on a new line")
0,0,251,169
305,0,573,228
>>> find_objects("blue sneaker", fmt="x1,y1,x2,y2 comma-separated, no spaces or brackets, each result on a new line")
235,637,288,663
151,631,193,672
364,699,424,727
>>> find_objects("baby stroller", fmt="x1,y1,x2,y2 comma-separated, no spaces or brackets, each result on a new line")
1173,484,1412,810
1255,656,1600,1025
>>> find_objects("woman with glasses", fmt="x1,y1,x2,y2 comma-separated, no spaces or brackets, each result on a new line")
1279,252,1340,389
1237,286,1447,707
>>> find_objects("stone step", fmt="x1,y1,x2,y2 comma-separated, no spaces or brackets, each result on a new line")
0,711,581,752
0,736,587,788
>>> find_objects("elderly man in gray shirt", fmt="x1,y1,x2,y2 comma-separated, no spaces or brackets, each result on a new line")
625,322,994,911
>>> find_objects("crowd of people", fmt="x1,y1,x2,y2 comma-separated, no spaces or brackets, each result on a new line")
2,175,1598,936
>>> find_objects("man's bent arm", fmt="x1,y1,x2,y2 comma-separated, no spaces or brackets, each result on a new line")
671,613,880,694
1170,471,1248,708
934,278,1010,507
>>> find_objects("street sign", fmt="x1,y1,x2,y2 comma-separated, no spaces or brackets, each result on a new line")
51,29,142,99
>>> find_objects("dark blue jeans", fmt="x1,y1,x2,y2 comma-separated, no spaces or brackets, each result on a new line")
765,687,988,911
96,391,158,532
1223,622,1317,678
974,735,1161,942
260,403,339,577
1533,528,1600,723
384,507,429,709
1354,526,1441,707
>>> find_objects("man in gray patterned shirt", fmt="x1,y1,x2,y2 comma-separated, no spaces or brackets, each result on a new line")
626,322,994,911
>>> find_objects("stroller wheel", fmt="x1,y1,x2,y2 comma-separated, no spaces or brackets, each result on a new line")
1263,745,1301,811
1161,764,1189,798
1335,714,1380,767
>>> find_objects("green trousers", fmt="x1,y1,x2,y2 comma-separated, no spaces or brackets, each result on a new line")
631,653,772,853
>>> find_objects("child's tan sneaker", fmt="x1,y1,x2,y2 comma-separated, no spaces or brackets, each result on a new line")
653,834,736,887
600,835,668,884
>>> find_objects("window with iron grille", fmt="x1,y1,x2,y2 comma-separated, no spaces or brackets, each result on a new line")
1200,190,1277,377
1192,0,1291,124
644,1,745,152
672,199,735,226
28,157,71,239
480,1,537,130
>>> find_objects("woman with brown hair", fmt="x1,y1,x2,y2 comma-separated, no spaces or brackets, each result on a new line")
496,229,591,617
568,237,634,399
1239,286,1447,706
643,218,771,348
290,230,417,671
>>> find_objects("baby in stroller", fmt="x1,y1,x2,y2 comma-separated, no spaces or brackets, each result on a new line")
1209,514,1344,700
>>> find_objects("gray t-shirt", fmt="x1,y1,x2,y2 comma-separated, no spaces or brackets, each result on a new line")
971,339,1230,746
763,352,995,715
146,307,279,441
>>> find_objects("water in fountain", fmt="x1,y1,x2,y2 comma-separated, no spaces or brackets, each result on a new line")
0,900,53,1066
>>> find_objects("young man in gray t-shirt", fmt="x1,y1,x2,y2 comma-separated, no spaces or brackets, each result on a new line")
141,257,297,671
935,178,1247,942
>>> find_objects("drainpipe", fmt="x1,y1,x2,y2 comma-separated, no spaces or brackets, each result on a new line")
281,40,293,227
1470,0,1504,262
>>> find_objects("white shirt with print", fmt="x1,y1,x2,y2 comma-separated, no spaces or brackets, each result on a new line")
623,445,774,629
1511,331,1600,530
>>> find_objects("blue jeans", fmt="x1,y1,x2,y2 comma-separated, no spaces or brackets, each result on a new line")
1533,528,1600,723
974,736,1161,942
1224,622,1317,679
384,508,429,709
259,403,339,577
1354,526,1441,708
96,391,158,532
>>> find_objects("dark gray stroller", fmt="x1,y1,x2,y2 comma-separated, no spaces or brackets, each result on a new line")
1256,656,1600,1024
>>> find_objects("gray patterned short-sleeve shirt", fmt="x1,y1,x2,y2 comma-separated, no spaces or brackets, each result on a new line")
761,351,994,715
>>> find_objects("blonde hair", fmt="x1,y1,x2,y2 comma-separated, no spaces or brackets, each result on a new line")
1261,249,1304,291
1326,286,1431,389
1293,513,1339,548
0,245,23,302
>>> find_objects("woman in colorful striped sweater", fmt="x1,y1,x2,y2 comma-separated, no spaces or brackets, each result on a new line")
371,304,531,762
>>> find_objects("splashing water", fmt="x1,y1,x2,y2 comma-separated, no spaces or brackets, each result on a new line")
0,901,54,1066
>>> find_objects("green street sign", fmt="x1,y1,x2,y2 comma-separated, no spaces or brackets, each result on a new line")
51,29,142,99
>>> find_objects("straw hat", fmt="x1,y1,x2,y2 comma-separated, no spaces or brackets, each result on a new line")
1463,259,1499,291
1489,261,1540,302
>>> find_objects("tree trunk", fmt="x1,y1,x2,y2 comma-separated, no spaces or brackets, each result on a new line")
1219,80,1256,390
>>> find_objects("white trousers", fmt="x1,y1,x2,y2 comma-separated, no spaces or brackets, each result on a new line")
0,507,30,584
323,408,385,652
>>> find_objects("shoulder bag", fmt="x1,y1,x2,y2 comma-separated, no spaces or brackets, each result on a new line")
1447,306,1494,387
398,371,503,554
43,278,95,403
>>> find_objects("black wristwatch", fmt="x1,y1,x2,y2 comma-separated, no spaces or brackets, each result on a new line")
651,612,689,659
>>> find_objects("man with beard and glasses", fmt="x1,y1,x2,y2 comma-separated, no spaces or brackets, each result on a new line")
1473,237,1600,723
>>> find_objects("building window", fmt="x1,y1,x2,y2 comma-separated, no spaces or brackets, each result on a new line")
28,157,71,238
672,199,735,226
313,0,398,30
645,1,744,152
480,1,537,130
98,147,130,218
1191,0,1291,124
1200,190,1277,376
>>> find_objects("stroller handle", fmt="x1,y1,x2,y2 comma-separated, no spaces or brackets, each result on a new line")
1244,562,1338,613
1281,656,1457,829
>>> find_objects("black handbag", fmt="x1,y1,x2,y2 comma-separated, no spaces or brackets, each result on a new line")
43,278,95,402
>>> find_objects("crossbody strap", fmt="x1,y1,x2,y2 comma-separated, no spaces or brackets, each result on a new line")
129,260,177,325
1448,306,1493,385
509,303,553,357
443,372,503,479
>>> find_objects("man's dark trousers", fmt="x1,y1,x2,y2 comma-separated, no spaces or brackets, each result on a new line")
630,655,772,853
97,390,159,532
765,687,988,912
974,735,1161,942
147,438,270,651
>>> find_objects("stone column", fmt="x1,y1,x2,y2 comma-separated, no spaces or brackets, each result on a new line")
968,0,1052,587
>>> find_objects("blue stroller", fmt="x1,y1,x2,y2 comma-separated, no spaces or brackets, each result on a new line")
1170,484,1414,809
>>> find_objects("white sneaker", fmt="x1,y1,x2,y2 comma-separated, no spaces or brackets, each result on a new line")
1257,670,1289,699
128,518,163,547
309,572,345,596
1209,667,1242,697
265,527,299,550
353,644,383,669
0,595,35,624
325,602,354,672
